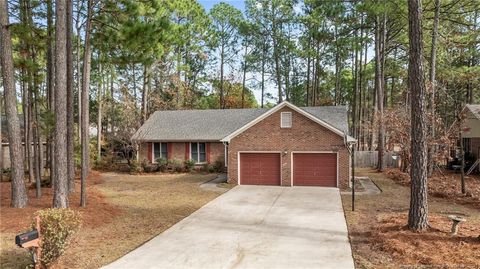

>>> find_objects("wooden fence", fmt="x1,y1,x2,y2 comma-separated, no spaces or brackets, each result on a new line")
355,151,400,168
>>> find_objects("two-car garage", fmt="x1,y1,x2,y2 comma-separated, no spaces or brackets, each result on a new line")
239,152,338,187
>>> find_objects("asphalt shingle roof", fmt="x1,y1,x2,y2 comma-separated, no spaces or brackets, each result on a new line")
466,104,480,120
131,106,349,141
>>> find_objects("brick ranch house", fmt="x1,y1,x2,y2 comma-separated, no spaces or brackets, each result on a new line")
131,101,356,189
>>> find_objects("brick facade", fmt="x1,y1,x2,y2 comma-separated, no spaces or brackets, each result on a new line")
227,106,350,189
138,141,225,166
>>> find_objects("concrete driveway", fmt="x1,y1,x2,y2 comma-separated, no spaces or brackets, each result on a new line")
103,186,354,269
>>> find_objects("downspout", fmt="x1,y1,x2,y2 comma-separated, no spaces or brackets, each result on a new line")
222,141,228,168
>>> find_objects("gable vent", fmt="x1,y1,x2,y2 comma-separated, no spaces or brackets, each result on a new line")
281,112,292,128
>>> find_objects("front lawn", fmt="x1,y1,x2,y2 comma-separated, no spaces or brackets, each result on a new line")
342,168,480,268
0,172,220,268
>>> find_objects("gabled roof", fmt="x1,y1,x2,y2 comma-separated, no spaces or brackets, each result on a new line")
466,104,480,120
131,102,352,142
221,101,350,142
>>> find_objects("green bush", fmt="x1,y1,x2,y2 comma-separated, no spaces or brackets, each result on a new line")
167,159,184,172
184,159,195,172
156,158,168,172
208,165,216,173
142,162,157,173
32,209,82,267
213,160,224,172
129,160,143,174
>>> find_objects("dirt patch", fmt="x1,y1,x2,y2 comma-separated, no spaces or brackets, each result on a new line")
0,171,117,233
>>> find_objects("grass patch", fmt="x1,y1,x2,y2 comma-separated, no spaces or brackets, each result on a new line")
0,172,219,268
342,168,480,268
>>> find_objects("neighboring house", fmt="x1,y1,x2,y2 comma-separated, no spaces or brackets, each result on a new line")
457,104,480,172
131,101,356,188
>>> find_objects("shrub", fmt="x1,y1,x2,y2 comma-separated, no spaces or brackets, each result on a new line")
129,160,143,174
156,158,168,172
94,155,116,171
201,163,209,172
208,165,216,173
167,159,184,172
213,160,224,173
32,209,82,267
142,162,157,173
184,159,195,172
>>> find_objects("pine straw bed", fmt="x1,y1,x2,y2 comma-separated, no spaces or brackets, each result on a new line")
0,172,219,268
342,168,480,268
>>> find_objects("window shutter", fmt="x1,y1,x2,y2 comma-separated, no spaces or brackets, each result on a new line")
206,143,211,163
147,142,152,163
185,142,190,160
167,143,173,160
281,112,292,128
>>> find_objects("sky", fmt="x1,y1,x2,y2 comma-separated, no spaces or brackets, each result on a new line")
198,0,277,104
198,0,246,12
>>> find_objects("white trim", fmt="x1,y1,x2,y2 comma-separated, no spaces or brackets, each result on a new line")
280,112,292,128
238,151,282,186
221,101,347,142
290,151,339,188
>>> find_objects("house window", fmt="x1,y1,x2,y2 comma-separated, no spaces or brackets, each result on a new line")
281,112,292,128
153,142,168,161
191,142,206,163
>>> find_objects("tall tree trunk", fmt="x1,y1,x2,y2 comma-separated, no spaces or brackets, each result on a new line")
375,14,386,172
271,14,282,104
81,0,93,207
26,77,34,183
142,64,149,123
407,0,429,231
241,44,248,108
33,81,42,198
0,0,28,208
352,17,359,142
357,13,364,149
97,60,103,161
66,0,75,193
67,0,75,194
334,25,340,106
76,0,83,142
306,37,311,106
46,0,54,184
427,0,440,177
53,0,69,208
362,40,368,151
19,0,33,184
261,40,266,108
26,0,42,195
220,43,225,109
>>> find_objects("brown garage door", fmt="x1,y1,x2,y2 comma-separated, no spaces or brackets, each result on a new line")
293,153,337,187
240,153,281,185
